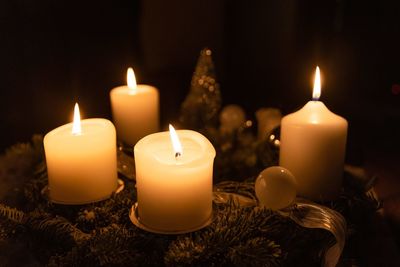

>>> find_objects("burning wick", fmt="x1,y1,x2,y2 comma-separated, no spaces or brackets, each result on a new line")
312,66,321,101
169,124,183,160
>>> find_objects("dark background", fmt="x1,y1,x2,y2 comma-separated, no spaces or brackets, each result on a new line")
1,0,400,262
0,0,399,161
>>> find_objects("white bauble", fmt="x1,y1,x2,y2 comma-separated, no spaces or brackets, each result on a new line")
255,166,297,210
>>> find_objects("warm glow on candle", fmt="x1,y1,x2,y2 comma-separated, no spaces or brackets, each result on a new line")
169,124,183,158
127,67,137,92
72,103,81,135
313,66,321,101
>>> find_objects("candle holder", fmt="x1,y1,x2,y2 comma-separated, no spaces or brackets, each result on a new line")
129,202,214,234
41,178,125,205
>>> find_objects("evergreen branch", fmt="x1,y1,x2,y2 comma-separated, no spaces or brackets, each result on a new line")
26,212,90,246
228,237,281,267
165,201,284,266
0,203,25,224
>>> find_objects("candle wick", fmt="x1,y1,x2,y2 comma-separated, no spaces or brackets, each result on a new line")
175,152,181,159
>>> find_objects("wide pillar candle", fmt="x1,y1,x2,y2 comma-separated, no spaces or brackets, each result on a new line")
134,129,216,232
279,67,348,201
110,68,159,146
44,105,118,204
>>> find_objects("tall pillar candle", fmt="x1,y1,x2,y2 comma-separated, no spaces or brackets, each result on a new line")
134,125,216,233
110,68,159,146
279,67,348,201
44,104,118,204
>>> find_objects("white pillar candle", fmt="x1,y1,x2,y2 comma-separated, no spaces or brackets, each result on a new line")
44,104,118,204
134,125,216,232
110,67,159,146
279,67,348,201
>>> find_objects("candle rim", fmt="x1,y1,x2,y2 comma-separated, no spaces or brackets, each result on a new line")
44,118,116,141
134,129,216,167
282,101,348,126
110,84,158,95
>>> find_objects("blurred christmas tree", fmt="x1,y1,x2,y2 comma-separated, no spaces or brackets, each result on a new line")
180,48,221,131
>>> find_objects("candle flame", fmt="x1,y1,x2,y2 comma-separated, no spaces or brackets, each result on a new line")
313,66,321,101
127,67,137,92
169,124,183,158
72,103,82,135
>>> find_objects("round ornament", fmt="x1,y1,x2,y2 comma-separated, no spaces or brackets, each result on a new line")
255,166,297,210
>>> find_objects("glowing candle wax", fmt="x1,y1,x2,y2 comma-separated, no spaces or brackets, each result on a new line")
110,68,159,146
134,125,216,232
279,67,348,201
44,104,118,204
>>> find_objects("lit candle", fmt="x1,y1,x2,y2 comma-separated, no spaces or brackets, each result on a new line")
279,67,348,201
134,125,216,232
44,103,118,204
110,68,159,146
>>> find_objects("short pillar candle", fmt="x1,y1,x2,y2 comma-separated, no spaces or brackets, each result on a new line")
110,68,159,146
44,104,118,204
134,126,216,232
279,67,348,201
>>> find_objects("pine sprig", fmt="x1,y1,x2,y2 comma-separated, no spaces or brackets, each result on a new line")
25,212,90,246
165,203,283,267
0,204,25,224
228,237,281,267
0,135,45,207
48,225,169,267
77,225,139,266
